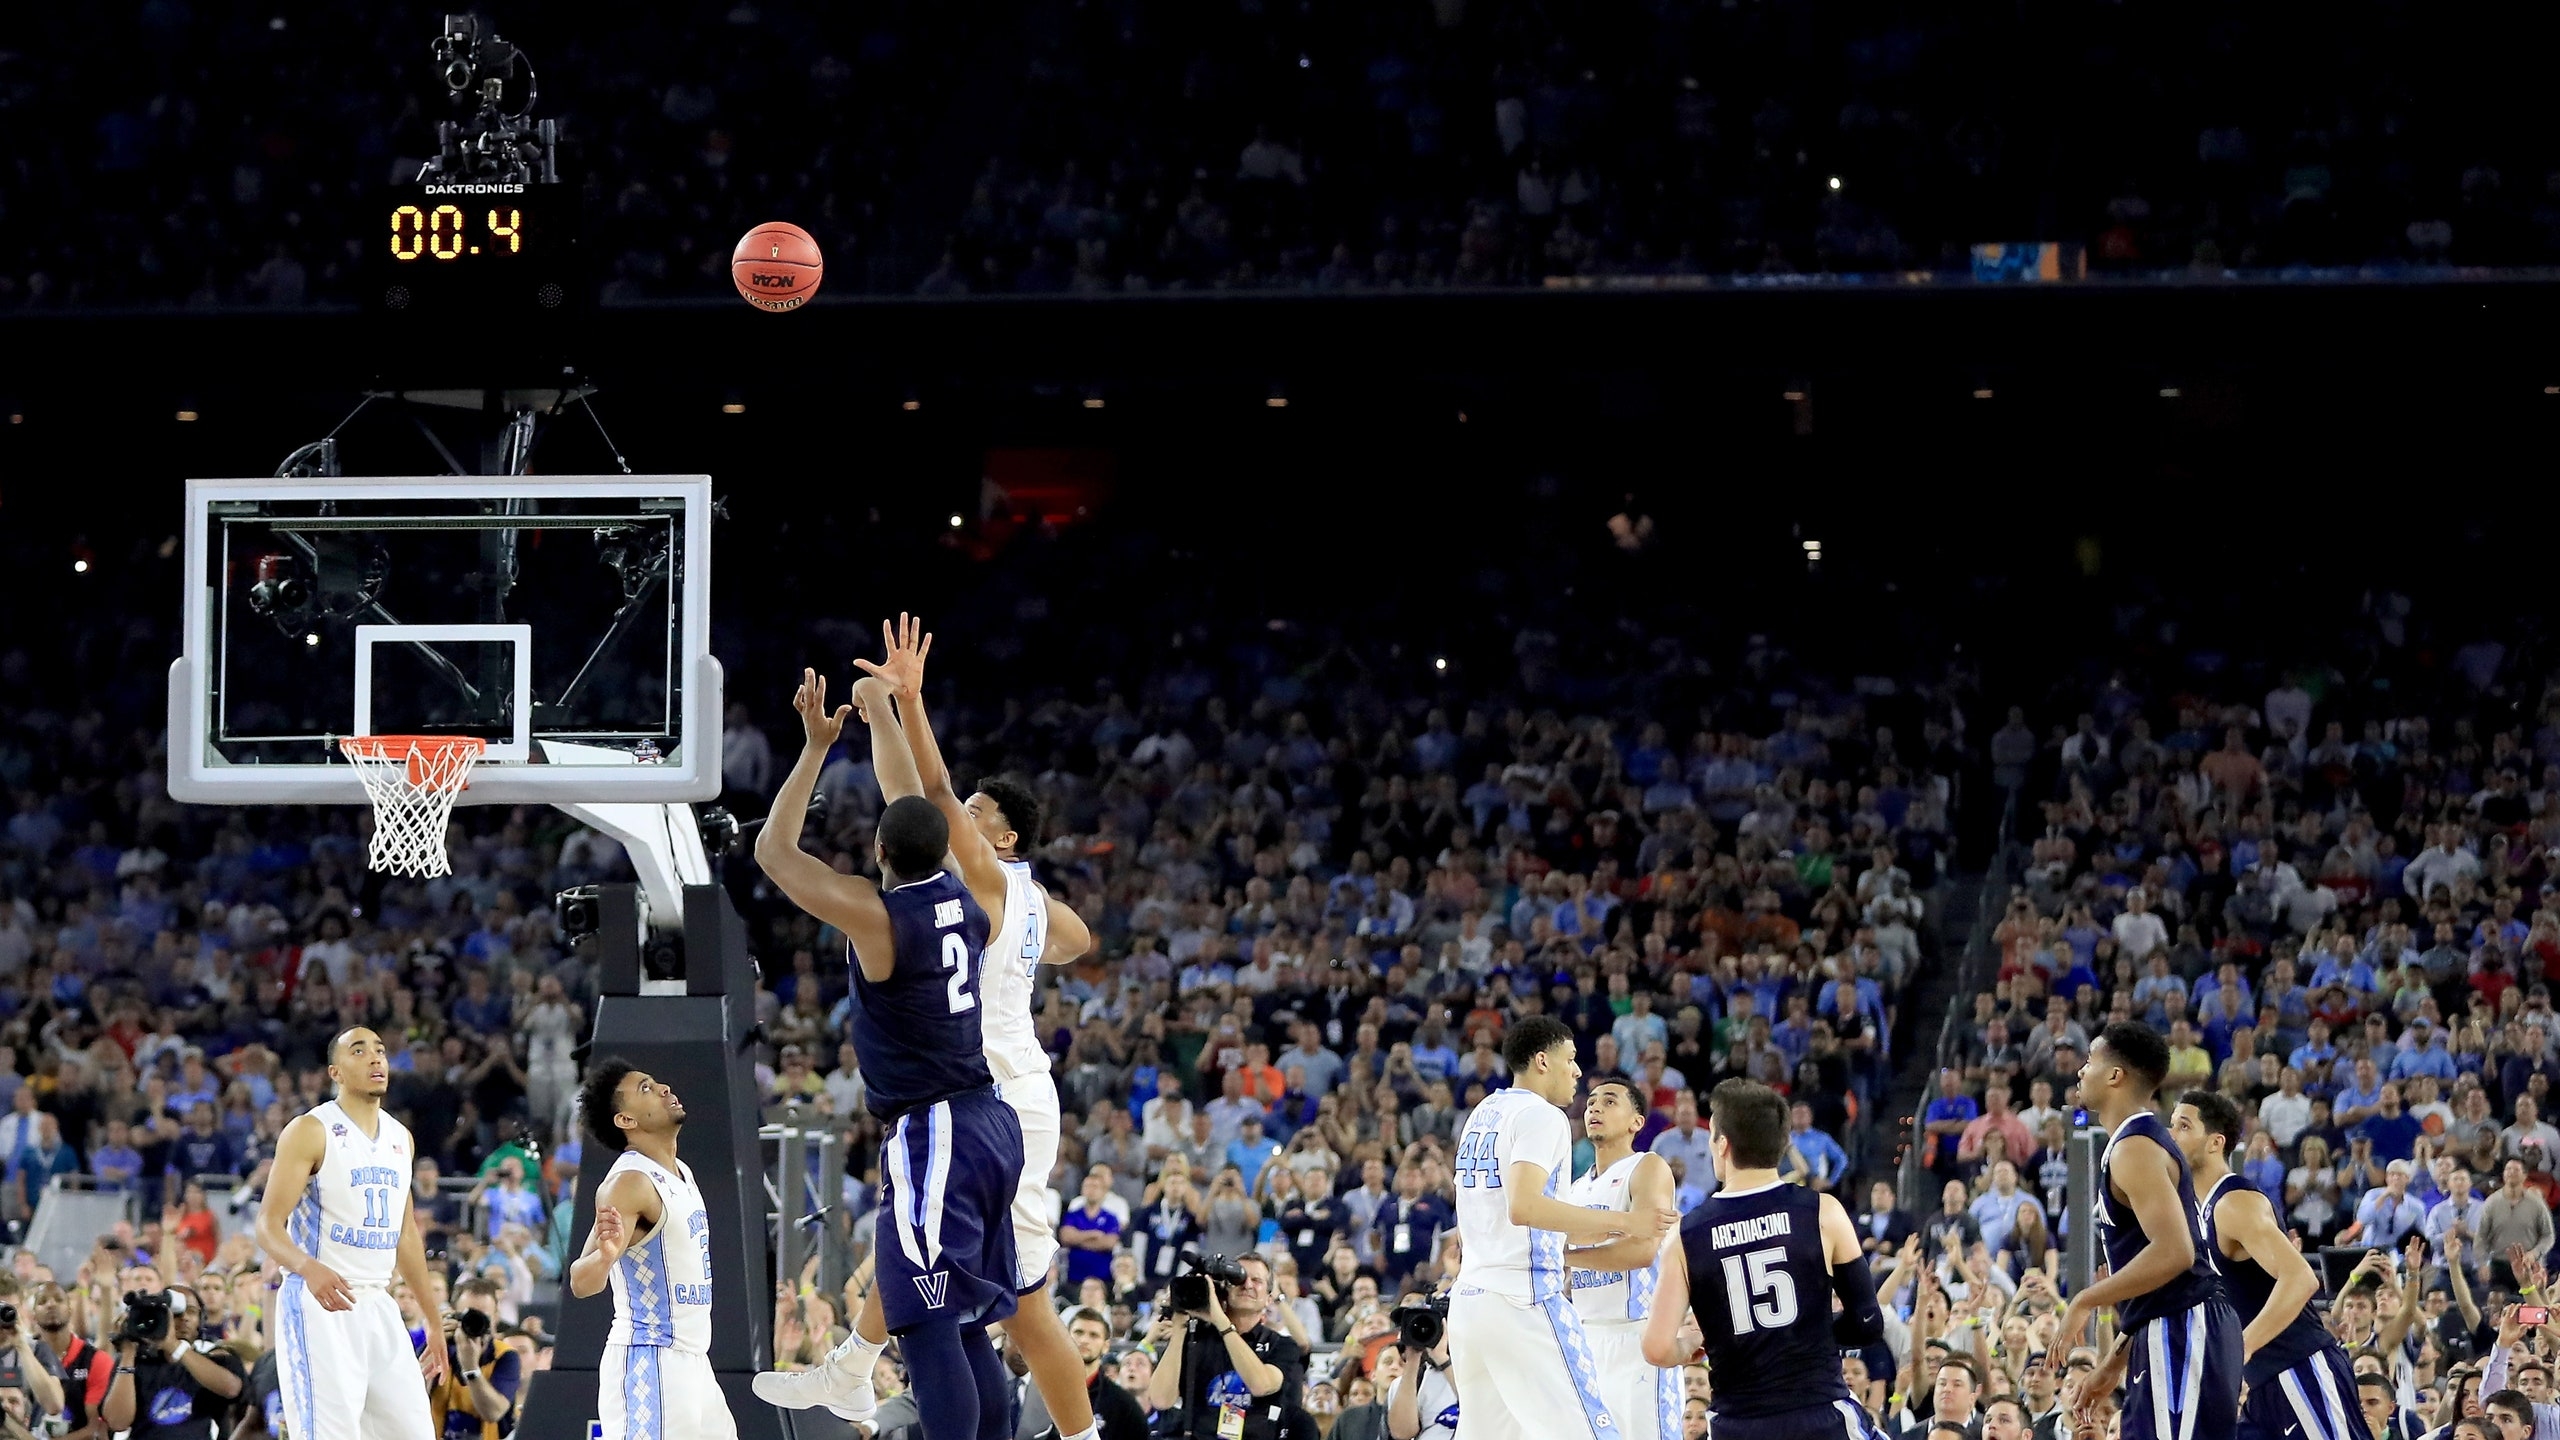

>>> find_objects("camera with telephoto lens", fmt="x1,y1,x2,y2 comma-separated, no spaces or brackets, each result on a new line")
1168,1252,1249,1316
457,1308,491,1342
116,1291,171,1350
1390,1295,1449,1353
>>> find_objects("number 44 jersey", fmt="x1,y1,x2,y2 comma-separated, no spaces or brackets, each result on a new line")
1678,1181,1852,1420
1452,1088,1576,1300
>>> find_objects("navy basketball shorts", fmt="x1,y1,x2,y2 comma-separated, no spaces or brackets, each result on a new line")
2238,1343,2372,1440
876,1086,1026,1334
1700,1399,1884,1439
2122,1298,2244,1440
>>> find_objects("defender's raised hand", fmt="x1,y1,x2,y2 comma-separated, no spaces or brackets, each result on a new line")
853,612,933,701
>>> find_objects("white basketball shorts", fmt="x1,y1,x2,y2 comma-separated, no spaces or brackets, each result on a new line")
998,1069,1062,1292
1448,1286,1621,1440
600,1344,737,1440
274,1281,435,1440
1585,1320,1681,1440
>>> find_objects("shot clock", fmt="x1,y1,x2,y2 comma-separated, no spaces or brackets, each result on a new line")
366,184,584,318
388,203,531,262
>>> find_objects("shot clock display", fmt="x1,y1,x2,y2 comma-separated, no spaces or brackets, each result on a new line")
389,204,529,261
366,187,583,318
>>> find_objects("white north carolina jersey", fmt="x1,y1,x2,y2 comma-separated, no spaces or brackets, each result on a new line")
1452,1087,1573,1301
283,1100,413,1291
603,1150,714,1353
1568,1152,1659,1324
981,858,1051,1082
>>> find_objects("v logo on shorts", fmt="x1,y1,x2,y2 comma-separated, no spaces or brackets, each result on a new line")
914,1273,950,1310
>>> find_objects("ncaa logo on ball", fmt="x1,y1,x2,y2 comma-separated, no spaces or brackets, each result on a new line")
744,278,807,312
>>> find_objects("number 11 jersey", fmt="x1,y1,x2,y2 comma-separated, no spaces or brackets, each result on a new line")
286,1099,414,1291
1678,1181,1850,1421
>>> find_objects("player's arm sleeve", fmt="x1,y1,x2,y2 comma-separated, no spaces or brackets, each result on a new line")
1830,1251,1886,1346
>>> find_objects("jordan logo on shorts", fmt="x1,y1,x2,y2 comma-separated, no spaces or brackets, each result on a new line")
914,1273,950,1309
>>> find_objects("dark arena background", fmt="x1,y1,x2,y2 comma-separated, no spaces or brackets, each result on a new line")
5,6,2560,1440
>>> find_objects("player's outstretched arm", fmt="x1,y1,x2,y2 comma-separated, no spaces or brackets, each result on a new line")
394,1188,449,1382
755,670,895,978
858,613,958,810
1641,1240,1698,1367
2216,1188,2316,1361
1569,1154,1677,1273
254,1114,354,1312
2056,1135,2194,1341
568,1171,661,1299
852,666,1008,918
1819,1191,1885,1346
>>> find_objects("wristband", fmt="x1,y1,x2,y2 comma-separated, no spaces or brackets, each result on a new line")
462,1369,482,1385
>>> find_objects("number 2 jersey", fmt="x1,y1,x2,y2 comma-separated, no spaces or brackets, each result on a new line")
282,1099,414,1289
1679,1181,1850,1420
851,868,996,1122
603,1149,714,1353
1452,1087,1575,1300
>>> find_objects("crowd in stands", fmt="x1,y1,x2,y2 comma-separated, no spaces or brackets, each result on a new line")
17,0,2560,308
0,500,1965,1438
1859,661,2560,1440
26,472,2558,1438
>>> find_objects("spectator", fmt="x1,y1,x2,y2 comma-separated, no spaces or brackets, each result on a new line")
2476,1160,2555,1287
475,1157,544,1242
1855,1180,1916,1259
2353,1161,2428,1250
1921,1180,1982,1265
1061,1167,1127,1293
1648,1092,1715,1197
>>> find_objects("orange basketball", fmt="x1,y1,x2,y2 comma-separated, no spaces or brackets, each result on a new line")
733,222,822,311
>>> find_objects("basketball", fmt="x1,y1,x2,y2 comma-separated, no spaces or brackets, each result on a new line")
732,221,822,311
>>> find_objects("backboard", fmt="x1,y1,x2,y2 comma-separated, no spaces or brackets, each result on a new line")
168,476,721,807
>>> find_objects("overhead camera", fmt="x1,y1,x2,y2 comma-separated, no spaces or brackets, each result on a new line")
245,537,390,639
417,13,557,187
594,525,673,602
247,554,311,620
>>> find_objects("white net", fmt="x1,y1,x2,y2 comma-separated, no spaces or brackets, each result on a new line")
339,736,485,878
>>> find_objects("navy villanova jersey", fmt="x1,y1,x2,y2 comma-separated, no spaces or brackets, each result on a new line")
852,868,995,1122
2096,1112,2220,1329
2201,1173,2328,1384
1681,1182,1851,1421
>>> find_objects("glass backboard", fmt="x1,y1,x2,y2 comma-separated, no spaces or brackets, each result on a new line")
168,476,720,806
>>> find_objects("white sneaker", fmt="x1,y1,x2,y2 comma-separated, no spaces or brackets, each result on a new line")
750,1353,877,1425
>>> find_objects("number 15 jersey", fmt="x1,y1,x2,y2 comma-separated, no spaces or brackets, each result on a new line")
1678,1181,1850,1420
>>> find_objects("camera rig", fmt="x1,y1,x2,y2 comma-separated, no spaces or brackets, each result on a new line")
416,13,557,187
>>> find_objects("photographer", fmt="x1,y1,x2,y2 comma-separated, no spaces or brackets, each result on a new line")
1146,1253,1307,1440
1382,1299,1455,1440
101,1287,244,1440
0,1280,64,1424
429,1277,519,1440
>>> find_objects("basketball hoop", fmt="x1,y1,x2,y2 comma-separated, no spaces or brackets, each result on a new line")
339,736,486,877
